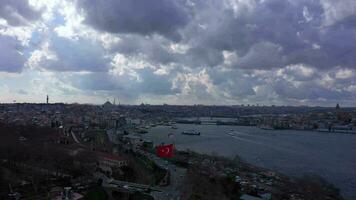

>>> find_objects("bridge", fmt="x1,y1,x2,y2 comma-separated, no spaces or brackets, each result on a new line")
175,117,259,126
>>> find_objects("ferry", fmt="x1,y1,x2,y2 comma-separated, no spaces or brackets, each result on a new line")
181,130,201,135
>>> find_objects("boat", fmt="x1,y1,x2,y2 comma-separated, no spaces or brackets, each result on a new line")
227,131,235,136
181,130,201,135
171,125,178,129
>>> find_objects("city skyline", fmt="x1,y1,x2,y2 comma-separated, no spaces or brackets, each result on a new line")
1,0,356,106
0,96,354,109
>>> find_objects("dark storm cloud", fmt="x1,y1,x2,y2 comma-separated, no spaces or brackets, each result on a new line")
176,0,356,70
1,0,354,105
251,0,356,70
75,0,356,71
61,0,356,105
0,36,25,72
107,35,178,65
0,0,41,26
77,0,190,40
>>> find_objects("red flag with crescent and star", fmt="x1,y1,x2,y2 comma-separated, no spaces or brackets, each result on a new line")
156,144,174,158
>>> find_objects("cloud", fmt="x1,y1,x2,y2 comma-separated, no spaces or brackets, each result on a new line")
105,34,178,66
235,42,285,69
0,0,43,73
321,0,356,27
0,36,25,72
1,0,356,106
0,0,41,26
277,64,316,81
59,66,176,102
28,36,109,72
168,0,356,70
68,0,356,72
76,0,190,40
17,89,28,95
335,68,354,79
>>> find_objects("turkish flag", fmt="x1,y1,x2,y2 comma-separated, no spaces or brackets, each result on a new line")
156,144,174,158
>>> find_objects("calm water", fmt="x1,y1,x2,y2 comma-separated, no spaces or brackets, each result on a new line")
142,123,356,199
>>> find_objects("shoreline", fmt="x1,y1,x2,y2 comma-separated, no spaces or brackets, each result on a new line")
166,149,344,200
143,124,356,199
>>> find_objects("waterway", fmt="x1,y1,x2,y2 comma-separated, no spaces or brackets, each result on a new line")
142,123,356,199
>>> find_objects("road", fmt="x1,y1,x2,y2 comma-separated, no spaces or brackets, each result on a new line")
91,145,186,199
110,147,187,199
72,129,186,199
70,131,80,143
143,151,186,200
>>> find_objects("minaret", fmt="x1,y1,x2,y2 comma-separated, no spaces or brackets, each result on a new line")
46,95,49,104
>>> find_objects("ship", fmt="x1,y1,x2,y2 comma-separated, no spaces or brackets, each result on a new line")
258,124,274,130
181,130,201,135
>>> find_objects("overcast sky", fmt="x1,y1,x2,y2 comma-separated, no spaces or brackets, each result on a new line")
0,0,356,106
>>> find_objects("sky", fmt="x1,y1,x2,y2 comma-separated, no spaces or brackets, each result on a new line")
0,0,356,106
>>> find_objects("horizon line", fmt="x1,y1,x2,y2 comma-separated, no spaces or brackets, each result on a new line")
0,102,353,108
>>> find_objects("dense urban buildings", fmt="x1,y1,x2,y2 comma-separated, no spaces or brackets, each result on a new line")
0,102,354,199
